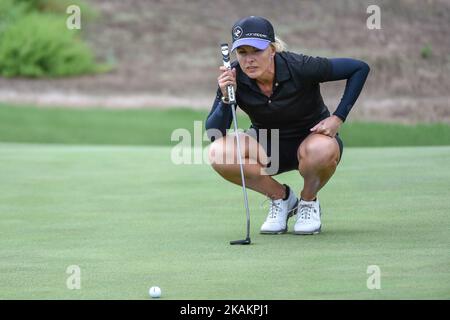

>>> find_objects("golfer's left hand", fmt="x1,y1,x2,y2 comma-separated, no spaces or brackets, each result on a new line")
310,115,343,137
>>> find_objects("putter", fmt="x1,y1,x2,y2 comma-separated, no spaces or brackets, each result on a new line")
221,43,251,245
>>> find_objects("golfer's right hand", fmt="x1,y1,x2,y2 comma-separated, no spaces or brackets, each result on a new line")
218,66,237,99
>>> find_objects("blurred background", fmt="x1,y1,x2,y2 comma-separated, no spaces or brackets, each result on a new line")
0,0,449,146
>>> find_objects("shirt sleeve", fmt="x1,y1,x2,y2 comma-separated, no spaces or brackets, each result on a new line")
296,55,333,83
205,87,234,142
322,58,370,122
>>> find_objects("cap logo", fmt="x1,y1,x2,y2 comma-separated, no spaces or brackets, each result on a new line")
233,26,243,40
245,32,268,39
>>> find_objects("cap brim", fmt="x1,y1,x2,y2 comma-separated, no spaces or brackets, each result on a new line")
231,38,271,51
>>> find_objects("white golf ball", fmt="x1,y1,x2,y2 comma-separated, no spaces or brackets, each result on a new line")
149,286,161,298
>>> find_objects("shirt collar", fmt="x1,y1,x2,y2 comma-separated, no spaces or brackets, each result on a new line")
237,53,291,87
274,53,291,82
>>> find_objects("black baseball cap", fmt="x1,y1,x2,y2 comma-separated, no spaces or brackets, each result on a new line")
231,16,275,51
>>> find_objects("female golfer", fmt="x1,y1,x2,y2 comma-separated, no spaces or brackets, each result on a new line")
206,16,370,235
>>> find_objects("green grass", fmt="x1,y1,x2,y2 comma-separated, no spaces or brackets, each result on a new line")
0,143,449,299
1,104,450,147
0,104,206,146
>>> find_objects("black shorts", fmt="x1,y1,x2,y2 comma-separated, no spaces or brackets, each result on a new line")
245,128,344,176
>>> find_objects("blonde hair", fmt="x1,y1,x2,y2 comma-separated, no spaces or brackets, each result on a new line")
272,36,287,52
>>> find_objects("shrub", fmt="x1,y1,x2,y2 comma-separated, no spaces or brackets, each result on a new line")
14,0,47,10
15,0,94,15
0,0,30,35
0,13,97,77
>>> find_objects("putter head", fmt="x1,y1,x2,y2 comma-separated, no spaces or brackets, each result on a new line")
230,237,251,245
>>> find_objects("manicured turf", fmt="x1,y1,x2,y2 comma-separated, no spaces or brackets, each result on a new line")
1,104,450,147
0,143,449,299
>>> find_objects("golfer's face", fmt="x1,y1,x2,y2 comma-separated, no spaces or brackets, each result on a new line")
236,45,273,79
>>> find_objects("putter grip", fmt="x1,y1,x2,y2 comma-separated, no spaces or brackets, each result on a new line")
220,43,236,104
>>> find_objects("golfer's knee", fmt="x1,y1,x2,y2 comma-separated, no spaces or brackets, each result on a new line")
208,135,246,166
298,137,339,168
208,137,238,170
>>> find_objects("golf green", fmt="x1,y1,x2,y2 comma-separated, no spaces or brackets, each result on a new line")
0,143,449,299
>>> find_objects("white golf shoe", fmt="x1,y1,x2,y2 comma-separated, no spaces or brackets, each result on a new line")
294,198,322,235
260,185,298,234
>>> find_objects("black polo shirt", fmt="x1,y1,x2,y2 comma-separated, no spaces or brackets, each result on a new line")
233,51,332,139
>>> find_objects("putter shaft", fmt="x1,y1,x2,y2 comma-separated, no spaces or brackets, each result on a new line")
221,43,251,244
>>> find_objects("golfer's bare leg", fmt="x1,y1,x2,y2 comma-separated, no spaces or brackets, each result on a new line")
208,133,285,200
297,133,340,201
